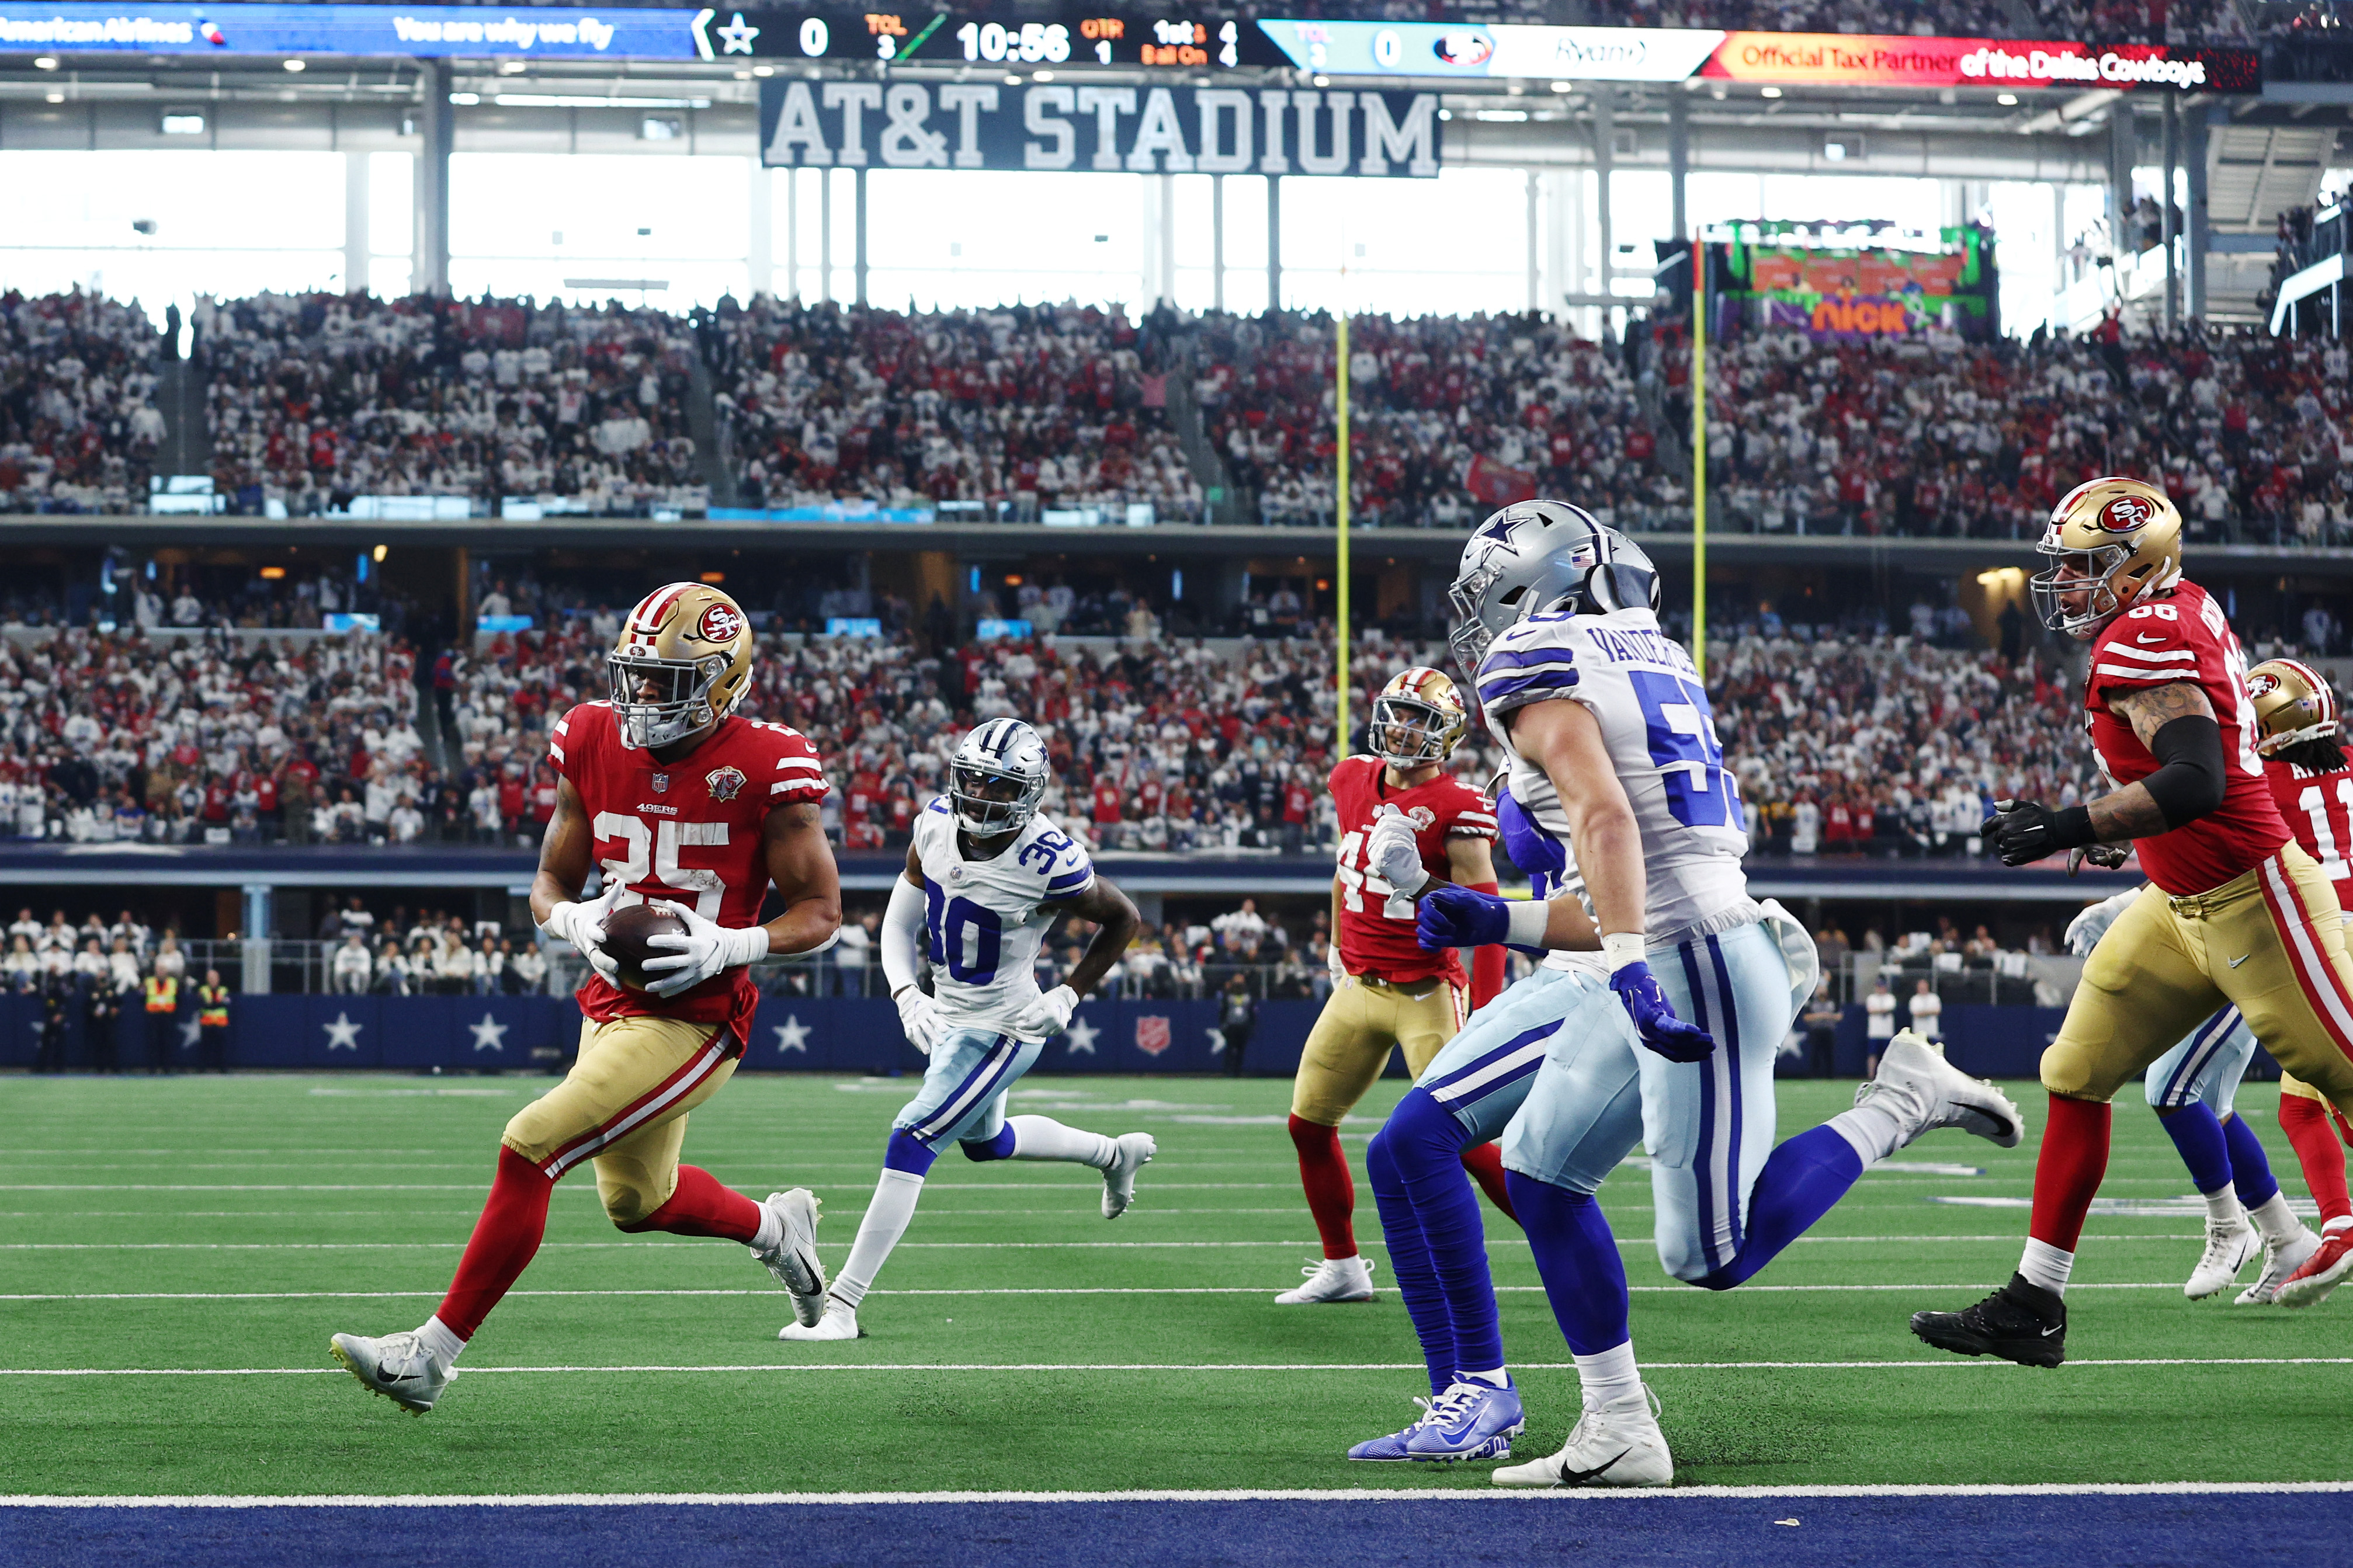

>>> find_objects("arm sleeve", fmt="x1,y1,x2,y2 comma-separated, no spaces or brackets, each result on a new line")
1466,880,1507,1009
880,875,925,995
2142,712,2229,829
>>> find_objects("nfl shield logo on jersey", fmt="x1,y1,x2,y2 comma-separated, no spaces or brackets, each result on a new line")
1134,1016,1171,1056
706,765,747,802
651,773,669,793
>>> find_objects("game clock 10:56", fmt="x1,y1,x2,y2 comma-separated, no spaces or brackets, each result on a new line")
702,8,1276,66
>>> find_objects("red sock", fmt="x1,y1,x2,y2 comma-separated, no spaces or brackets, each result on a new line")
1459,1141,1519,1227
435,1145,555,1340
2028,1094,2111,1253
1288,1114,1356,1258
619,1164,763,1242
2280,1094,2353,1226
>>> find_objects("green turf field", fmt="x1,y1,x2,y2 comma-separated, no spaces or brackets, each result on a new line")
4,1069,2350,1496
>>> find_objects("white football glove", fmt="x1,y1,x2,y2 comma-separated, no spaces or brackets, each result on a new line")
894,985,948,1056
640,901,771,999
2064,888,2140,958
1365,803,1431,899
1009,983,1080,1042
1327,937,1349,991
540,884,624,986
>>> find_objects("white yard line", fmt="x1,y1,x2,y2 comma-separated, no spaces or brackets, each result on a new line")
0,1282,2194,1302
6,1356,2351,1377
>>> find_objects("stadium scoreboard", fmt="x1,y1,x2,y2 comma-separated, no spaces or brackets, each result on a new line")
698,7,1292,68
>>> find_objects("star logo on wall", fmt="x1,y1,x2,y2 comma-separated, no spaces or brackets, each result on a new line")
773,1014,810,1054
1203,1025,1227,1056
322,1011,363,1051
180,1014,203,1049
717,11,760,53
1063,1015,1098,1055
468,1013,509,1053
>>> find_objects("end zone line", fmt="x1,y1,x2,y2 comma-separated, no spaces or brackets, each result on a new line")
0,1283,2198,1302
6,1356,2351,1376
4,1481,2351,1507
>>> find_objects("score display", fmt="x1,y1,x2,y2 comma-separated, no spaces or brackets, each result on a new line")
696,7,1287,67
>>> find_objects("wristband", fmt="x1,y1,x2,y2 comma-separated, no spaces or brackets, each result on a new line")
1504,899,1551,947
1601,931,1647,974
2050,804,2097,851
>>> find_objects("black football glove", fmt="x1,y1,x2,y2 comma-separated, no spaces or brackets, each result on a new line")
1981,798,2097,868
2067,842,2132,877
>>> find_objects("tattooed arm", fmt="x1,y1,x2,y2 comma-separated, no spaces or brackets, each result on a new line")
2088,681,2224,843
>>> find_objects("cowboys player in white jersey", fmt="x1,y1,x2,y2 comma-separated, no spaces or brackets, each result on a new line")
779,717,1156,1341
1355,500,2022,1482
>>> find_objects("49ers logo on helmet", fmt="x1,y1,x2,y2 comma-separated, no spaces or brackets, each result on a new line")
696,601,745,643
2247,671,2283,698
2099,495,2154,532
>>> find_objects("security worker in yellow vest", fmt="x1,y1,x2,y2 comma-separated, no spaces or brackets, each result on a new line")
143,970,179,1075
196,968,231,1073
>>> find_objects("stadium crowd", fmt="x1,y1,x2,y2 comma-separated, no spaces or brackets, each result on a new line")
0,290,167,515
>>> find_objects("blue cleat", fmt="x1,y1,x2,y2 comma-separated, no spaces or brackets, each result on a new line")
1346,1389,1463,1461
1404,1376,1523,1462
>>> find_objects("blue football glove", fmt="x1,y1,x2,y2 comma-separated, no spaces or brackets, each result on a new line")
1415,882,1512,951
1610,961,1717,1062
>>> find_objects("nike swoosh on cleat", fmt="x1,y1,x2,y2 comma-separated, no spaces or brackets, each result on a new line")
2039,1324,2063,1336
1556,1449,1634,1484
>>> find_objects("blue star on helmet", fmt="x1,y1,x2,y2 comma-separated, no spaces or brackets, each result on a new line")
1473,510,1524,555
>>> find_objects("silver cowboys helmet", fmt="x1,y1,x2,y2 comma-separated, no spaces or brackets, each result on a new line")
1446,499,1661,678
949,718,1051,836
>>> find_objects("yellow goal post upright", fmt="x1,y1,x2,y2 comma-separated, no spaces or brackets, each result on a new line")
1335,309,1352,751
1691,237,1708,682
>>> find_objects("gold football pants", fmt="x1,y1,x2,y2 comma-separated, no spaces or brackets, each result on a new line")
1292,975,1467,1127
2045,844,2353,1115
501,1016,739,1226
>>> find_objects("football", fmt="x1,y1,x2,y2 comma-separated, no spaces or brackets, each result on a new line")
599,901,688,992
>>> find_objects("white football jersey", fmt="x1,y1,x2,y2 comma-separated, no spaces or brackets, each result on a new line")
912,797,1095,1037
1475,606,1752,944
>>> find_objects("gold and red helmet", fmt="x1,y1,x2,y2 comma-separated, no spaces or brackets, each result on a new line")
608,582,756,750
2247,658,2341,755
1369,666,1469,768
2031,476,2185,639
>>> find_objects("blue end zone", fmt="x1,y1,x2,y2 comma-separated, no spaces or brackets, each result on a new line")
2,1493,2342,1568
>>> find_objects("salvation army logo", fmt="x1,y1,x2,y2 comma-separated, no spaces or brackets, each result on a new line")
1134,1016,1171,1056
2099,495,2154,532
697,601,746,642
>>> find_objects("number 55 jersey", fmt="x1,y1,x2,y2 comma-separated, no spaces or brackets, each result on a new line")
911,798,1094,1039
1474,607,1749,939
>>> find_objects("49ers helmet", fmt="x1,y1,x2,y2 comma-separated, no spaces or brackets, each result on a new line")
1369,666,1469,768
607,583,756,750
2031,477,2185,639
2247,658,2342,755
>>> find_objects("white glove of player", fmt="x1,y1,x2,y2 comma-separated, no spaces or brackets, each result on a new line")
894,984,948,1056
1009,983,1080,1042
1365,803,1432,899
2064,888,2141,958
540,885,624,986
640,901,771,999
1327,937,1350,991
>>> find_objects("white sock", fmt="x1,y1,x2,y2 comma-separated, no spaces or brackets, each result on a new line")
2248,1191,2305,1249
749,1198,783,1255
2018,1236,2074,1296
415,1315,466,1369
1828,1102,1905,1166
2202,1187,2245,1228
1006,1114,1116,1169
830,1169,925,1309
1572,1340,1641,1411
2325,1214,2353,1237
1461,1367,1509,1389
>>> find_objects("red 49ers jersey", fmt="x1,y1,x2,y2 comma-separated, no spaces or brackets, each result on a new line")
1330,754,1496,986
2269,757,2353,912
548,702,831,1048
2083,578,2288,897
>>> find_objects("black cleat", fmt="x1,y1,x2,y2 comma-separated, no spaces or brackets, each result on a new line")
1910,1272,2067,1368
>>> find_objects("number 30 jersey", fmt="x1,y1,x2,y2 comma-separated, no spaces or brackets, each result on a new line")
912,798,1094,1039
549,700,832,1047
1475,606,1750,941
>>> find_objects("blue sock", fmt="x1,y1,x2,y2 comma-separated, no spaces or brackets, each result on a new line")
1381,1089,1504,1374
1365,1131,1454,1397
2157,1103,2235,1195
1696,1124,1865,1291
959,1125,1018,1163
2222,1111,2282,1209
883,1128,938,1176
1507,1170,1628,1354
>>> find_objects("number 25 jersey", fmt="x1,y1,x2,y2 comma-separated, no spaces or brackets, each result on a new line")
1474,606,1750,940
912,798,1094,1039
549,701,831,1047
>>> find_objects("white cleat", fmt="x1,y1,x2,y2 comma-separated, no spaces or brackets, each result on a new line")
1101,1132,1157,1219
2235,1226,2321,1305
754,1188,828,1327
777,1295,862,1341
329,1330,450,1415
1275,1255,1377,1304
1858,1031,2024,1149
2186,1215,2259,1299
1492,1386,1674,1489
